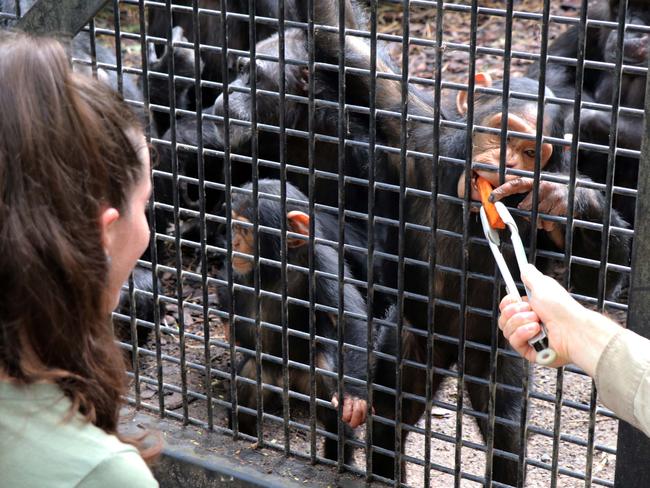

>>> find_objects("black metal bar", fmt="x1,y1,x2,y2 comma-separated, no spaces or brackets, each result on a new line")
613,18,650,488
88,18,98,79
364,0,378,481
138,0,166,422
455,1,478,485
190,0,213,431
394,0,411,483
277,0,290,458
485,0,514,484
247,0,263,448
127,273,141,406
219,0,237,438
305,0,318,465
17,0,109,36
336,0,346,471
422,1,443,485
111,0,123,95
552,0,589,485
163,0,188,423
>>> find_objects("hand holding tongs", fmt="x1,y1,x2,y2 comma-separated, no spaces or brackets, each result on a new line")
478,181,557,366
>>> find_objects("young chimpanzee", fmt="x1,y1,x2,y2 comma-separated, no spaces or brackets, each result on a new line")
528,0,648,225
318,29,631,484
220,179,369,462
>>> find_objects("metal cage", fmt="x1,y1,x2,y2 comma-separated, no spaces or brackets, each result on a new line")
3,0,649,486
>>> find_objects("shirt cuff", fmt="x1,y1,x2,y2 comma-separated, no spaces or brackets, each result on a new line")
595,328,650,431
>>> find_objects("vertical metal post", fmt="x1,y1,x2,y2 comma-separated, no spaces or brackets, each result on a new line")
16,0,108,36
613,51,650,488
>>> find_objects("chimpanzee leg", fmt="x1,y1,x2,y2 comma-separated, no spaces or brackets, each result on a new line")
232,355,281,437
371,369,429,481
316,394,355,463
464,345,524,487
302,354,356,464
371,329,451,482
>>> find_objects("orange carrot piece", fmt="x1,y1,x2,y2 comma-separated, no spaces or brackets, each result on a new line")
476,176,506,229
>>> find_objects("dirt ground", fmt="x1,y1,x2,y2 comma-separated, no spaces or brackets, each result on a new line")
109,0,621,486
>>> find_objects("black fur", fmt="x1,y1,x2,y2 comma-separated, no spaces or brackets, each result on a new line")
221,179,369,463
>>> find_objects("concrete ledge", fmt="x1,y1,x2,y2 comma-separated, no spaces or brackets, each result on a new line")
121,409,367,488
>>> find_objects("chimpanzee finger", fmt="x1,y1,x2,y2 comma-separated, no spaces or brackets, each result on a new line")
331,394,339,409
349,398,367,428
341,396,352,423
517,191,534,212
489,177,534,202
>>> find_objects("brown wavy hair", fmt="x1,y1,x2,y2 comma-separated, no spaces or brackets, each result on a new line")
0,32,156,459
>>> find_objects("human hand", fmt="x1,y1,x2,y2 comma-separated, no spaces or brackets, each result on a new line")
498,264,620,375
498,263,584,368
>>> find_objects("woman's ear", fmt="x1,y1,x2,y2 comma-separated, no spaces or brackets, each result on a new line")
100,207,120,256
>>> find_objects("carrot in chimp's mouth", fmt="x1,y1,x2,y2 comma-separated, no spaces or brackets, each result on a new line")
476,175,506,229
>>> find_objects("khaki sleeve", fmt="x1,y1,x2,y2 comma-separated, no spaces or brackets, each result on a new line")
595,328,650,437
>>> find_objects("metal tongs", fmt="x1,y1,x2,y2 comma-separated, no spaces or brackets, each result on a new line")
480,202,558,366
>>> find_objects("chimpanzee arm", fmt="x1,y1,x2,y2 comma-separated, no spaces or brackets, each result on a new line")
545,181,631,299
314,247,369,399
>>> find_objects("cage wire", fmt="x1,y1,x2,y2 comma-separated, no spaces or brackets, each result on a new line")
2,0,647,486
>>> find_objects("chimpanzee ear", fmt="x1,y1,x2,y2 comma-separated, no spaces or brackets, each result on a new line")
475,72,493,88
287,210,310,248
299,66,310,93
456,72,493,116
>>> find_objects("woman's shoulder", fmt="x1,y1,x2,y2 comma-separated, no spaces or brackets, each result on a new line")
0,381,158,487
75,450,158,488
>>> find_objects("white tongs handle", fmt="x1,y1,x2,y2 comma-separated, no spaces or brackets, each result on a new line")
480,204,558,366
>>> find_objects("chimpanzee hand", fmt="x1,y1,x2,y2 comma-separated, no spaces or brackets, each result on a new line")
331,394,369,429
489,177,567,247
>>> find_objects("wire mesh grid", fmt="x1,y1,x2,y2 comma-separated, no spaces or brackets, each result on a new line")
3,0,647,486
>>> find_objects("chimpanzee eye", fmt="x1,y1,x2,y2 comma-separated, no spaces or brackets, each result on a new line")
524,149,536,158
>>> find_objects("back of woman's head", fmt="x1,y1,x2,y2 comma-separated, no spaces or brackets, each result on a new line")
0,32,144,434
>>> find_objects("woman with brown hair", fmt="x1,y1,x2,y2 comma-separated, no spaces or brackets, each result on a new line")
0,32,158,486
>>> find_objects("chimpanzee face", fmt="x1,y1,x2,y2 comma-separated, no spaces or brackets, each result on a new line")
212,29,309,150
230,211,255,276
452,76,562,201
462,109,552,201
473,108,553,173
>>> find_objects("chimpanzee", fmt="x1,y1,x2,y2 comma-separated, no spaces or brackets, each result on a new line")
209,2,406,313
146,0,304,135
146,26,205,137
220,179,369,462
317,29,631,484
527,0,648,225
210,25,383,217
113,265,164,348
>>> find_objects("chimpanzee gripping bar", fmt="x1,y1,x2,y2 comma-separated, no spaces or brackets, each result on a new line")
478,188,558,366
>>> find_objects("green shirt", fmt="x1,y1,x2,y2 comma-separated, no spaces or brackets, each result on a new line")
0,382,158,488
